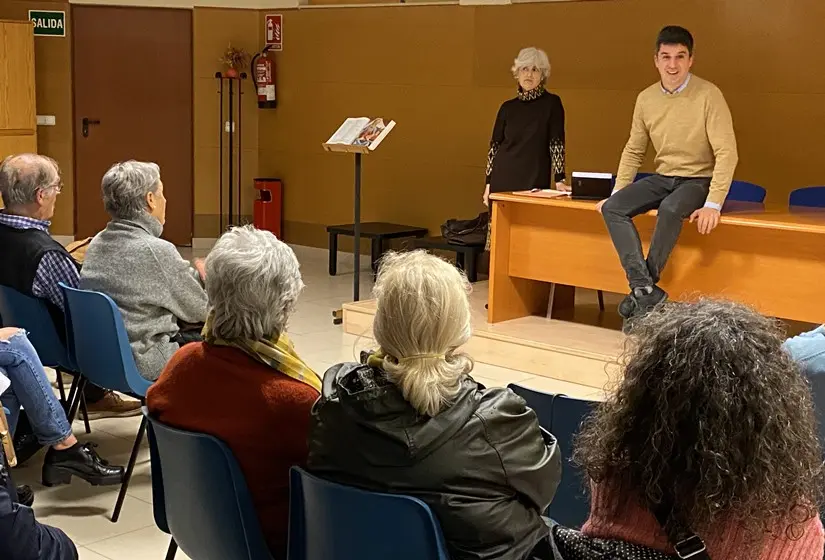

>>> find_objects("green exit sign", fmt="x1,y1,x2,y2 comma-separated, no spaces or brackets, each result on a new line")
28,10,66,37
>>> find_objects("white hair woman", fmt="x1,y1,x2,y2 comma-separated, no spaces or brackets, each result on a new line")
80,160,208,381
484,47,567,251
308,250,561,560
147,225,321,559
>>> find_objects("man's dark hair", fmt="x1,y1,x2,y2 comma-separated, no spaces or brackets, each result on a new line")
656,25,694,56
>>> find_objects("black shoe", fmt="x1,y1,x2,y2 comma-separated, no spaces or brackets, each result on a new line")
16,484,34,507
632,285,668,316
618,294,636,319
42,442,124,487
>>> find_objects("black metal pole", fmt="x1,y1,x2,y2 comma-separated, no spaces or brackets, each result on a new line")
353,153,362,302
216,73,224,232
228,78,234,227
238,73,246,224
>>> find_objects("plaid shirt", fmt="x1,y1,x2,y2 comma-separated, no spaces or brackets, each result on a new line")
0,212,79,312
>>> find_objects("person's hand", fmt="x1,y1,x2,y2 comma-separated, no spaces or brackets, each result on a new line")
193,258,206,281
689,207,721,235
595,199,608,214
483,184,491,207
0,327,22,341
555,181,571,192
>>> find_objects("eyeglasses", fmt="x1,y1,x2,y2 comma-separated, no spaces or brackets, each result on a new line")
518,67,541,75
48,180,63,194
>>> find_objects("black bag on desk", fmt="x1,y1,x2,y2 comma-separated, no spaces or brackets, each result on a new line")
440,212,489,246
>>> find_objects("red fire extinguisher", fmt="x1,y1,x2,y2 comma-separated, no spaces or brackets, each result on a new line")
251,46,277,109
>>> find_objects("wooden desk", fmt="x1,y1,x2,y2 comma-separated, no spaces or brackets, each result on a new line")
488,193,825,324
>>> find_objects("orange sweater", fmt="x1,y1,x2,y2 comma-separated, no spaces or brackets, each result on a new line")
582,482,824,560
146,343,320,557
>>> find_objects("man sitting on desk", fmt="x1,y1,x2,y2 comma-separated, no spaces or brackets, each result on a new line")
596,26,738,319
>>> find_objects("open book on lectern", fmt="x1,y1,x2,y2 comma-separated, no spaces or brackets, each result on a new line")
323,117,396,153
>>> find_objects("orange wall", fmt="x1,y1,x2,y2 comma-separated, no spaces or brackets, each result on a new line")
7,0,825,241
257,0,825,248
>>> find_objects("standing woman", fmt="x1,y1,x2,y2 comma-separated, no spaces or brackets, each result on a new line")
484,47,567,249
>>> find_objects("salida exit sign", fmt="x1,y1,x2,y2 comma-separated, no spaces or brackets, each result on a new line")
28,10,66,37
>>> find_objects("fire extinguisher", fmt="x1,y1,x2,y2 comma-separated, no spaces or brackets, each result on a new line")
251,46,277,109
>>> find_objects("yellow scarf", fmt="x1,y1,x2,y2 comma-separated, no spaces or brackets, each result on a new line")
202,313,322,393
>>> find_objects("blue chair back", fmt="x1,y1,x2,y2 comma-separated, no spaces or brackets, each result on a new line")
288,467,450,560
60,284,151,397
142,408,170,535
789,186,825,208
634,172,653,181
726,180,766,203
507,383,597,528
0,285,75,371
507,383,555,433
145,411,273,560
551,395,598,528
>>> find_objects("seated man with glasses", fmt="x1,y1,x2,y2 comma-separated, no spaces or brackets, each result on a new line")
0,154,140,429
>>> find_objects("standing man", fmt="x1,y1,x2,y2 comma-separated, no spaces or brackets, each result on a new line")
596,26,738,319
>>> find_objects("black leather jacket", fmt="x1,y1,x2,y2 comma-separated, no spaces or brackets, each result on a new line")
308,363,562,560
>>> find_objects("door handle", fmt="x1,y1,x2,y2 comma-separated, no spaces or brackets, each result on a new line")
81,117,101,138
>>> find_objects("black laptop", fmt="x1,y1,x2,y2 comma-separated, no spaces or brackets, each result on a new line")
571,172,614,201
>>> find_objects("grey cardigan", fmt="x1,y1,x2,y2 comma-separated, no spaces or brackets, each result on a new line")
80,214,208,381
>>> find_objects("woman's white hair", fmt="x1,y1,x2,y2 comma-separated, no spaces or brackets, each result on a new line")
372,250,473,417
101,160,161,220
205,225,304,341
511,47,551,81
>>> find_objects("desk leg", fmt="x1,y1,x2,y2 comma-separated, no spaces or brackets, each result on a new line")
328,233,338,276
488,201,551,323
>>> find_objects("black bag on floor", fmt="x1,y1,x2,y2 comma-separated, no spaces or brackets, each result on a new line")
440,212,489,246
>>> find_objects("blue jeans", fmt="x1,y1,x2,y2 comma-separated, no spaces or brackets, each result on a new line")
0,330,72,447
783,325,825,377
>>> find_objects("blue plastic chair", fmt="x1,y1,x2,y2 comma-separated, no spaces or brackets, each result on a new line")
144,409,274,560
507,383,597,528
726,180,766,203
143,407,177,559
61,284,152,523
0,285,88,430
507,383,557,434
550,395,598,528
288,467,450,560
789,186,825,208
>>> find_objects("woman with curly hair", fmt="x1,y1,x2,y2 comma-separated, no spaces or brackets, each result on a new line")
574,299,825,559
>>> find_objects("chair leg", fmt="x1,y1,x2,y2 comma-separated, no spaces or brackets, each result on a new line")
56,369,66,406
597,290,605,312
66,377,86,424
112,414,147,523
80,391,91,434
165,538,178,560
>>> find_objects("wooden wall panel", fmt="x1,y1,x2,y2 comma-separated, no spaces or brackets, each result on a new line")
0,3,72,234
0,21,36,132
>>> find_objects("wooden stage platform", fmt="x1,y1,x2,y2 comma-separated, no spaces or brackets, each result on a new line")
342,281,627,392
340,280,816,394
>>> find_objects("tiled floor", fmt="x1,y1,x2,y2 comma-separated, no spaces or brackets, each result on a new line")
14,244,604,559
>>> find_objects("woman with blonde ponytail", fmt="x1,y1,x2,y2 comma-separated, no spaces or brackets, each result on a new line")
309,250,561,560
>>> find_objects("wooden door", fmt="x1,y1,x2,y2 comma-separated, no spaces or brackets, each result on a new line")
0,20,37,165
72,6,193,245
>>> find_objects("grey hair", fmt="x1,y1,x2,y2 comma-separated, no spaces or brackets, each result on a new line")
0,154,60,209
511,47,551,81
372,250,474,417
205,225,304,341
101,160,161,220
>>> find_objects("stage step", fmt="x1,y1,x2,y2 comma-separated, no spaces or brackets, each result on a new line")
342,282,625,391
